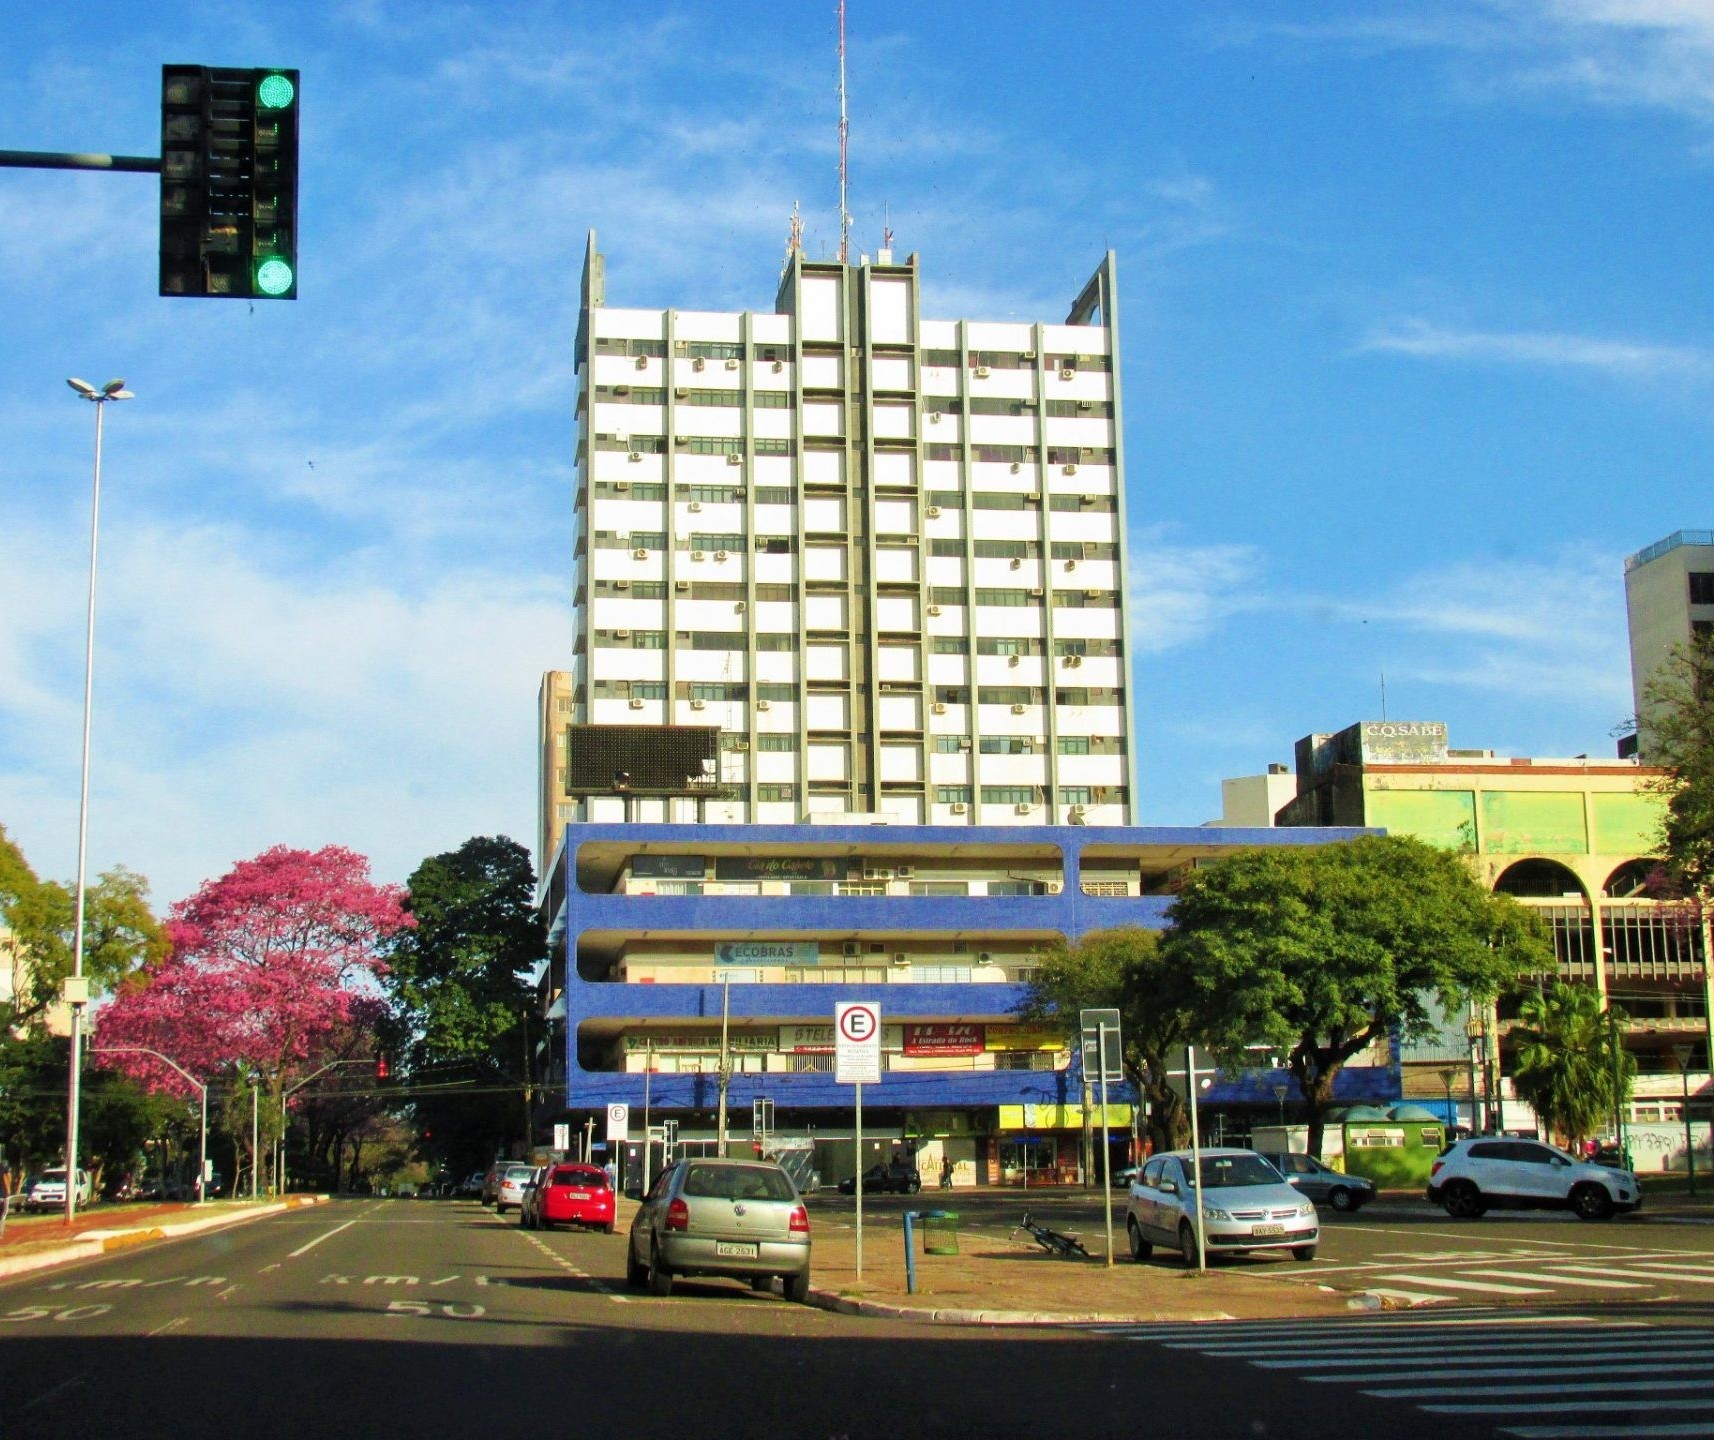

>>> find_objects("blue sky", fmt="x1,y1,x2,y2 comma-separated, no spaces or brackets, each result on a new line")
2,1,1710,910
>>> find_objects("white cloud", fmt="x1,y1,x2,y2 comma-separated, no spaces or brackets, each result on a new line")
1324,546,1632,707
0,508,567,904
1357,318,1713,379
1128,530,1266,655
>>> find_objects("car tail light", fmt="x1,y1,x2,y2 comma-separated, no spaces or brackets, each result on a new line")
665,1198,690,1232
1429,1160,1443,1179
788,1204,809,1235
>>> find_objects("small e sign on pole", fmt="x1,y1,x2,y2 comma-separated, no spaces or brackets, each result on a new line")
836,1001,882,1279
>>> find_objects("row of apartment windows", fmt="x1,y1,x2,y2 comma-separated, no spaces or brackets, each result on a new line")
931,735,1122,755
927,398,1112,418
594,484,793,504
924,445,1117,467
931,638,1122,658
595,386,795,408
934,686,1125,705
931,785,1124,805
1690,572,1714,605
931,540,1118,561
921,350,1112,373
590,337,1109,370
595,436,798,457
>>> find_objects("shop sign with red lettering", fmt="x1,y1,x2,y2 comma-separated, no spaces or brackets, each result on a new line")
904,1023,985,1057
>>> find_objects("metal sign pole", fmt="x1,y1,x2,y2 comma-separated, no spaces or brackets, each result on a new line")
1099,1022,1114,1266
1187,1042,1206,1273
854,1080,863,1280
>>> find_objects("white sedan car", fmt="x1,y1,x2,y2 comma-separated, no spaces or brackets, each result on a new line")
1126,1149,1318,1265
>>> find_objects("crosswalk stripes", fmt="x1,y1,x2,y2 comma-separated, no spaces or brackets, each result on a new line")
1338,1249,1714,1304
1072,1314,1714,1439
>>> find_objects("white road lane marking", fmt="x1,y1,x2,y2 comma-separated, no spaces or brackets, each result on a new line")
288,1219,357,1258
1369,1273,1550,1295
1365,1379,1714,1400
147,1316,189,1337
1499,1427,1714,1439
23,1374,87,1410
1427,1399,1714,1416
1464,1268,1647,1289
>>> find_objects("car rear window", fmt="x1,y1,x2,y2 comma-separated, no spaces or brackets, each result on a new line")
552,1167,605,1187
503,1164,534,1179
681,1164,795,1201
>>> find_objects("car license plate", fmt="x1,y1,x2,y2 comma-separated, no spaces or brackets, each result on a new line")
715,1242,759,1258
567,1191,588,1200
1251,1224,1285,1237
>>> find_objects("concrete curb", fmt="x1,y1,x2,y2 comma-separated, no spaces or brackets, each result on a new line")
0,1194,330,1283
805,1287,1234,1326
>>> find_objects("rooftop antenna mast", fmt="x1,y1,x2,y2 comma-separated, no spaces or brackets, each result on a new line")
782,199,803,278
838,0,851,264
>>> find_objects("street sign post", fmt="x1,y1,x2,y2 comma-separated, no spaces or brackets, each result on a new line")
606,1103,630,1143
553,1123,570,1154
835,1001,881,1278
1080,1007,1123,1265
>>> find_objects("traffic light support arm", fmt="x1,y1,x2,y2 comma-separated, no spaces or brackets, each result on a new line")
0,150,161,173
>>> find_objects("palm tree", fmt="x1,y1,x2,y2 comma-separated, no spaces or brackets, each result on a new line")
1510,983,1631,1150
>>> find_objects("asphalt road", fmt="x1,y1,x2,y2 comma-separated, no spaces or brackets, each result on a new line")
2,1197,1711,1440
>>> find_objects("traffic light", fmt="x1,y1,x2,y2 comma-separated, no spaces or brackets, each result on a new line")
375,1054,390,1080
159,65,299,299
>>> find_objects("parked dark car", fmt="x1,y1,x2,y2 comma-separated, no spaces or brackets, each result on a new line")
837,1161,922,1195
1255,1152,1376,1213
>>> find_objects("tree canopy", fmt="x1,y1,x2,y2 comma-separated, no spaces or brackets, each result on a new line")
95,845,410,1189
1161,834,1550,1154
1,822,166,1033
383,836,541,1174
1641,625,1714,898
1511,981,1631,1150
1019,925,1195,1153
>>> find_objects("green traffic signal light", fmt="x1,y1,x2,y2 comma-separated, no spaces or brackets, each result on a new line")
257,72,296,109
255,256,295,296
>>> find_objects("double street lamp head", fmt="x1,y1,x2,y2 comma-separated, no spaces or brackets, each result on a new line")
67,377,134,401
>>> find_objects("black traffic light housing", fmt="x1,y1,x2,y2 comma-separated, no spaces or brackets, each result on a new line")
159,65,298,299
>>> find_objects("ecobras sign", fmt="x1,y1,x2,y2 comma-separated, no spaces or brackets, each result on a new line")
715,941,821,967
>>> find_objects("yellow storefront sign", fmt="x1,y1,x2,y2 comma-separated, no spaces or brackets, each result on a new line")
999,1103,1134,1131
986,1025,1069,1052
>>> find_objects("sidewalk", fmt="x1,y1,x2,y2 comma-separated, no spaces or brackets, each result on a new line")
0,1195,330,1282
795,1210,1354,1326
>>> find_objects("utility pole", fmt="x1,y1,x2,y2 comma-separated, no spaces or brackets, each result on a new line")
715,975,731,1157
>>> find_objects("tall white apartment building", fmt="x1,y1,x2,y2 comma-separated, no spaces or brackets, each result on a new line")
1625,530,1714,759
562,232,1136,829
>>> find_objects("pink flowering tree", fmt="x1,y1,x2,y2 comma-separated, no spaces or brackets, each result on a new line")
95,845,412,1192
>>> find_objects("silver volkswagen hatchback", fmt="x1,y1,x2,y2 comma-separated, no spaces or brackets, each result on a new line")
627,1158,812,1301
1125,1148,1318,1265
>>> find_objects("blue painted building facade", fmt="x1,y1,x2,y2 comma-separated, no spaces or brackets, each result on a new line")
538,823,1376,1153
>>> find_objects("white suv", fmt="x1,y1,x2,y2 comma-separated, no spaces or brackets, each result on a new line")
24,1168,93,1212
1426,1138,1640,1221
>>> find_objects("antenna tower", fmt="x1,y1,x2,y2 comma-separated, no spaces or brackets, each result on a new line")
838,0,850,264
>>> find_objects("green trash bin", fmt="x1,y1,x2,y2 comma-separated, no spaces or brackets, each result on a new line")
921,1211,959,1256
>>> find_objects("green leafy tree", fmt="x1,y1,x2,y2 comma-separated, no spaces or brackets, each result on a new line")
1640,625,1714,899
1511,982,1632,1151
1020,926,1195,1153
2,823,167,1033
1162,835,1550,1156
384,837,542,1173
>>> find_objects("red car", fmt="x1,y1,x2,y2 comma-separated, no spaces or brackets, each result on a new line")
525,1163,616,1233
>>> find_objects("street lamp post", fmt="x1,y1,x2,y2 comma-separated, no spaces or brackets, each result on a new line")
1438,1067,1458,1138
62,377,133,1224
1465,1015,1487,1135
93,1047,205,1205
